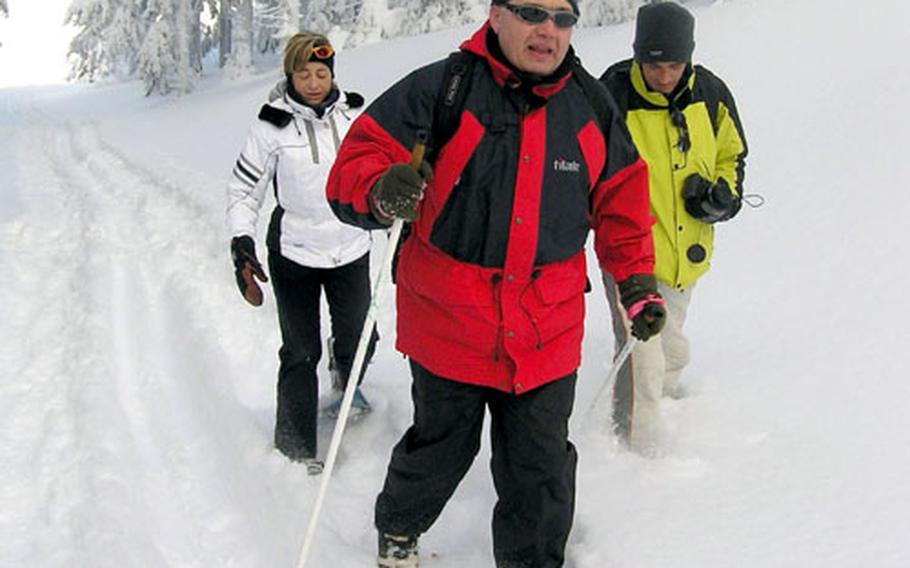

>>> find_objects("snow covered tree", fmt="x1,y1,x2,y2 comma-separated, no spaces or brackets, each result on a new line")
340,0,387,45
138,0,200,95
280,0,302,37
67,0,147,81
224,0,254,77
62,0,652,95
388,0,486,39
296,0,649,50
187,0,205,75
138,14,177,93
302,0,361,44
255,0,301,54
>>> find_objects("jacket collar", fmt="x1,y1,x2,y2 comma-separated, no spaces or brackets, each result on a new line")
267,81,343,120
460,22,575,101
630,61,696,109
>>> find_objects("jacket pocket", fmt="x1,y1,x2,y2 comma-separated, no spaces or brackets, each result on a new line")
520,255,587,345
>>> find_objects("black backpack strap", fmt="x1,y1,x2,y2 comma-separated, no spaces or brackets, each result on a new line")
599,59,633,116
429,51,477,163
572,57,612,133
391,52,476,283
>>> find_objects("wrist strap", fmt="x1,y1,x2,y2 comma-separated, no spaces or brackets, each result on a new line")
627,294,665,320
369,191,394,224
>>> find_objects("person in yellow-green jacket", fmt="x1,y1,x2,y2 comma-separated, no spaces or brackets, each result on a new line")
599,1,747,454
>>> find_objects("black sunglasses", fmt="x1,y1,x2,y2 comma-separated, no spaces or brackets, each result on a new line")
502,3,579,29
670,108,691,154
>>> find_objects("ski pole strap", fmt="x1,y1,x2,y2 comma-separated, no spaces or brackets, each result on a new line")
627,294,665,321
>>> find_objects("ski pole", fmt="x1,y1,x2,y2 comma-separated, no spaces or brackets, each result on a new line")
295,132,428,568
586,336,637,422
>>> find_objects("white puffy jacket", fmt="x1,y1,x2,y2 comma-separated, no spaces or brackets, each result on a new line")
226,83,372,268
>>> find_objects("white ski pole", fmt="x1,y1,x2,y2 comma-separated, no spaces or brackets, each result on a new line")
295,134,427,568
586,336,637,421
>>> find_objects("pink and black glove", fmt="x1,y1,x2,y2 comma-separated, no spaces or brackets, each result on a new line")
618,274,667,341
230,235,268,306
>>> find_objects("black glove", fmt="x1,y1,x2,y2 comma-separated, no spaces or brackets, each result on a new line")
230,235,268,306
617,274,667,342
682,175,741,223
370,162,431,223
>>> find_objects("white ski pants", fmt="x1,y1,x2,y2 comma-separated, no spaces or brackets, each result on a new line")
603,273,693,454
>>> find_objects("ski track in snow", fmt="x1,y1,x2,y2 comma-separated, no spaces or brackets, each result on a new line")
0,115,309,567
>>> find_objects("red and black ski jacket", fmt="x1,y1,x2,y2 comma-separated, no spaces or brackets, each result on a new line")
327,24,654,394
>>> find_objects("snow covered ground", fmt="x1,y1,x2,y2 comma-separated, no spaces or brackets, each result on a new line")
2,0,910,566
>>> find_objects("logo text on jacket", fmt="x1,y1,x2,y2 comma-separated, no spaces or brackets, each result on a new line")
553,158,581,173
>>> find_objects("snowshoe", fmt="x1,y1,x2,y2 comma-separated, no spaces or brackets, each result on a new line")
377,533,419,567
323,387,372,420
302,458,324,476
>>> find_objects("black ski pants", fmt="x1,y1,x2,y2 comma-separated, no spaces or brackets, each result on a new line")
268,250,378,458
375,360,577,568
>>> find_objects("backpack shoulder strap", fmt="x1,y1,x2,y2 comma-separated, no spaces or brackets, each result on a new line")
429,50,477,162
571,57,613,133
599,59,633,116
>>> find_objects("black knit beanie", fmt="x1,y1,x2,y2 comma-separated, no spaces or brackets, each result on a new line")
491,0,580,16
633,2,695,63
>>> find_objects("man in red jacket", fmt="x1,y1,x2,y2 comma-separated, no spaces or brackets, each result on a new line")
327,1,666,565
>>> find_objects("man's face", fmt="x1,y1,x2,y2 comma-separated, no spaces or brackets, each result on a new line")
489,0,575,77
639,61,687,95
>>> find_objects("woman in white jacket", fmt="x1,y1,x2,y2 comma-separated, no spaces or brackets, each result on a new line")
226,32,377,474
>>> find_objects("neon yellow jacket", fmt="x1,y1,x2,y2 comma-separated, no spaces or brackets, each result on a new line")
601,60,747,290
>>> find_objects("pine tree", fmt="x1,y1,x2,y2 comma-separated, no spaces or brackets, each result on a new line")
67,0,146,81
187,0,204,74
343,0,386,45
61,0,649,95
279,0,301,38
225,0,254,78
138,0,199,95
138,11,177,94
302,0,361,43
254,0,301,54
211,0,232,68
392,0,486,37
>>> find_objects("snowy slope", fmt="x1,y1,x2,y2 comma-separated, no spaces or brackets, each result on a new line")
2,0,910,566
